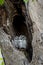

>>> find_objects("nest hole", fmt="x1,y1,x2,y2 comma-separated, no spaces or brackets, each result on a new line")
12,14,33,62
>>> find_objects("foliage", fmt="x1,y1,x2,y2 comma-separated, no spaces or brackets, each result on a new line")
23,0,35,3
0,0,5,6
0,49,5,65
23,0,29,3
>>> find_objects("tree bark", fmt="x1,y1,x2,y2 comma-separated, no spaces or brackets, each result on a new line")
29,0,43,65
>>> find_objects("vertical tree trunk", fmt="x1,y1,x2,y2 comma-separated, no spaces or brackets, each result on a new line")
29,0,43,33
29,0,43,65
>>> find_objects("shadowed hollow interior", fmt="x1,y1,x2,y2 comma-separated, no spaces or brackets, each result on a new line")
12,14,33,62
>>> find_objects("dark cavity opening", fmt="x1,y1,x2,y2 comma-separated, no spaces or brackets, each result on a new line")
13,14,25,35
12,1,33,62
12,14,33,62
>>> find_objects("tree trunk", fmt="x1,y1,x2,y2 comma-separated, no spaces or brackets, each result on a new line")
0,0,33,65
29,0,43,65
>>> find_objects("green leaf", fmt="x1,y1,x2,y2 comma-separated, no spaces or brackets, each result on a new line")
23,0,29,3
0,0,5,6
0,49,5,65
1,61,5,65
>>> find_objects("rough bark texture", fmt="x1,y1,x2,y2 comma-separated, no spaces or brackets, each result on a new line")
0,0,43,65
29,0,43,65
29,0,43,33
0,0,33,65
